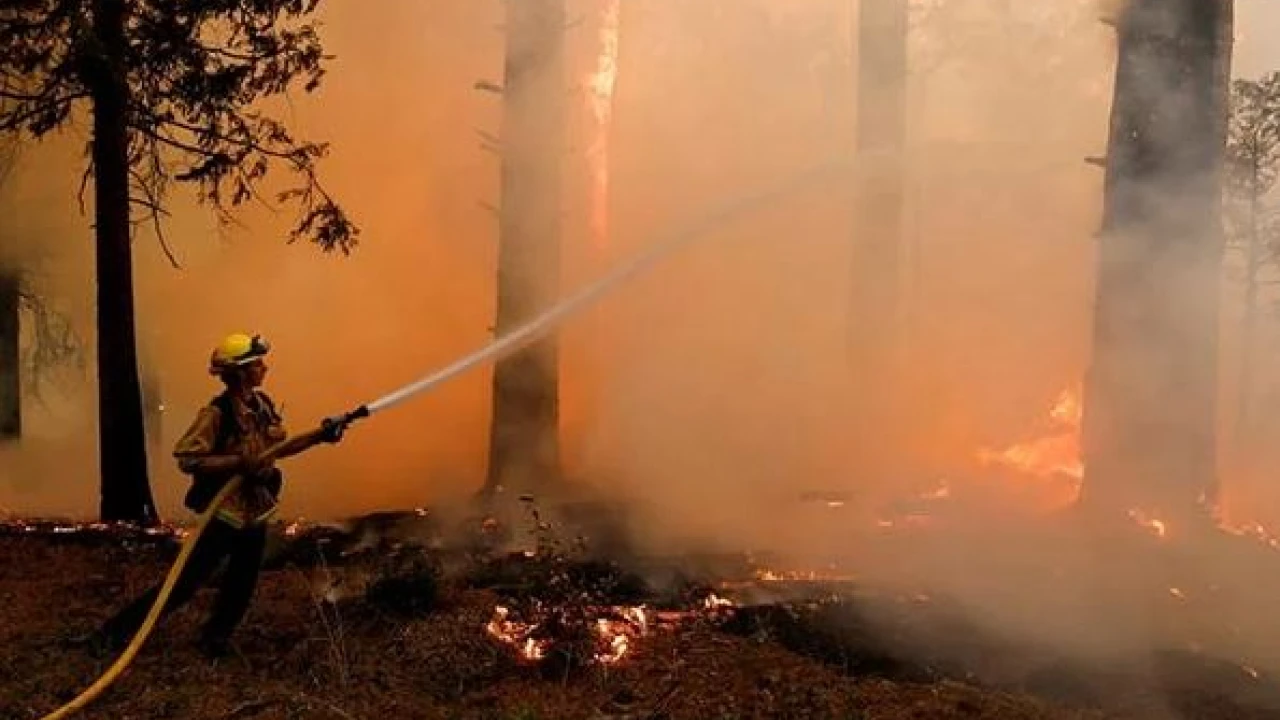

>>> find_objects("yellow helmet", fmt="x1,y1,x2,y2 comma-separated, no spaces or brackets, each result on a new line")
208,333,270,374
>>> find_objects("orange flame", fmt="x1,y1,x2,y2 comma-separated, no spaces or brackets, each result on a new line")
1127,508,1168,539
485,605,550,662
975,385,1083,508
585,0,619,246
484,602,650,665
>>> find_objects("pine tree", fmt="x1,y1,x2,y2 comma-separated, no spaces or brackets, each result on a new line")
0,0,357,524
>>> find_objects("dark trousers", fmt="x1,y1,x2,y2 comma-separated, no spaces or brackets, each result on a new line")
101,519,267,646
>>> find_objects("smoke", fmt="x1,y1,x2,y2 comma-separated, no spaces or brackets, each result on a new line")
3,0,1280,699
0,0,508,517
579,0,1107,548
568,0,1280,699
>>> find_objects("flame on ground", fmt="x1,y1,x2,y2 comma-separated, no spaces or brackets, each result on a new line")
753,568,857,583
484,602,652,665
975,385,1083,509
485,605,550,662
483,592,745,666
1127,508,1169,539
0,516,190,539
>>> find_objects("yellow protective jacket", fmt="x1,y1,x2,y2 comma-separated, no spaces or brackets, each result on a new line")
173,390,288,528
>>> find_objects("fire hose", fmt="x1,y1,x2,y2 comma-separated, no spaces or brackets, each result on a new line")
38,163,845,719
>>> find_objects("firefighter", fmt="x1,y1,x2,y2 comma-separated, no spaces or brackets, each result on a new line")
89,333,350,658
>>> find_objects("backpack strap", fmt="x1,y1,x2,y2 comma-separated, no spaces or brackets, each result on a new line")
185,390,283,514
211,391,240,453
255,391,281,425
210,390,281,452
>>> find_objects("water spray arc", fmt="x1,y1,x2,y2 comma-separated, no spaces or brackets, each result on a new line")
357,163,845,418
37,163,844,719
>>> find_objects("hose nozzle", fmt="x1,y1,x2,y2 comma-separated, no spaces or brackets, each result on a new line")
320,405,370,443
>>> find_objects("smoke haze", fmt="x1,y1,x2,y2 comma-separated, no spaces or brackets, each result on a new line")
4,0,1280,689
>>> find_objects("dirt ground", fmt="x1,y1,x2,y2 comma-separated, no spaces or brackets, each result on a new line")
0,530,1107,720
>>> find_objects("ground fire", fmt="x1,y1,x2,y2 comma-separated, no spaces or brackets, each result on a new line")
6,2,1280,719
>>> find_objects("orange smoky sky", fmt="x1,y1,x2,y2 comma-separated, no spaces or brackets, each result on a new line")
0,0,1277,549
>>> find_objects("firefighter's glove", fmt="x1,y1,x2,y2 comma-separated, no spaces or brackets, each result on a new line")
319,416,348,444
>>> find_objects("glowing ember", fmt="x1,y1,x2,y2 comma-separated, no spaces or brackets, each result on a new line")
1219,520,1280,550
594,606,648,664
484,602,651,666
1127,509,1168,539
875,513,932,530
753,568,857,584
485,605,550,662
0,517,188,538
703,593,736,611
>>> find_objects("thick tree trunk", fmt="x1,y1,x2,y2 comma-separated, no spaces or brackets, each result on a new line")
1236,187,1261,440
0,270,19,441
483,0,566,496
848,0,908,473
1080,0,1233,526
90,0,157,525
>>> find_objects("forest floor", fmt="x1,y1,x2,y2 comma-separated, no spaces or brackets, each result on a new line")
2,508,1279,720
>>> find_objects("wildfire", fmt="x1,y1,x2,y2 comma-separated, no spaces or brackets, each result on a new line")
1219,520,1280,550
585,0,620,247
1127,509,1168,539
0,517,189,539
753,568,857,584
484,602,651,666
703,592,736,611
486,605,550,662
977,385,1083,485
875,513,932,530
967,384,1280,551
595,606,648,664
483,590,748,667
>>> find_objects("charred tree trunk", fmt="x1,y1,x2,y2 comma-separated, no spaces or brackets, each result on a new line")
1081,0,1233,525
483,0,566,497
0,269,19,441
89,0,157,525
849,0,908,472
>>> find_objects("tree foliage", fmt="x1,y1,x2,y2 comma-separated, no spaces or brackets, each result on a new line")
0,0,358,256
1226,72,1280,201
0,143,83,397
1224,73,1280,269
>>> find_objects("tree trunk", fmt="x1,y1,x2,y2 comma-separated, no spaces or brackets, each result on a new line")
1236,184,1260,441
848,0,908,474
483,0,566,496
1080,0,1233,526
0,270,19,441
90,0,157,525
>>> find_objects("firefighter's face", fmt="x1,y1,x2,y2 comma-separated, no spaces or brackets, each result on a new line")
241,359,268,388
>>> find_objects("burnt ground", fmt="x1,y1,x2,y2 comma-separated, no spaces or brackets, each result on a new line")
1,510,1279,720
